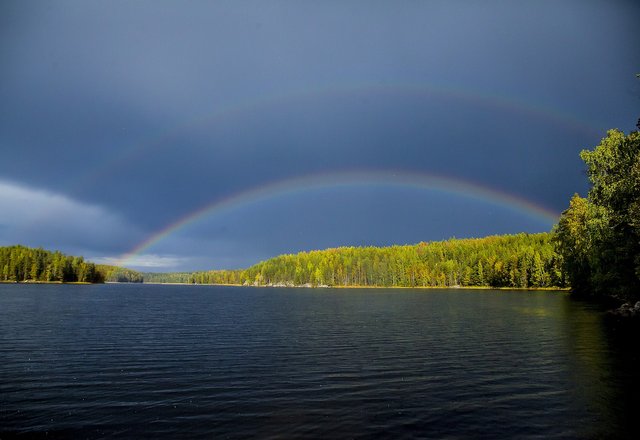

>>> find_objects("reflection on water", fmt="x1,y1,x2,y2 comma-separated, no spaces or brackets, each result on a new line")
0,284,638,439
560,298,614,438
559,297,640,439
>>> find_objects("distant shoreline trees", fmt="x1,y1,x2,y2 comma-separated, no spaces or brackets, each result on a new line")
96,265,144,283
0,245,102,283
175,233,565,289
0,245,143,284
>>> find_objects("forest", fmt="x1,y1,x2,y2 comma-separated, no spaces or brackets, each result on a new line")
554,126,640,303
145,232,564,289
0,245,103,283
143,272,194,284
0,245,143,283
0,233,566,289
96,265,144,283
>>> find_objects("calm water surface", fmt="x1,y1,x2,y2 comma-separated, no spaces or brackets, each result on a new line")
1,284,638,439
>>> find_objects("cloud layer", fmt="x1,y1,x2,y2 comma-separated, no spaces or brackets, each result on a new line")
0,179,138,256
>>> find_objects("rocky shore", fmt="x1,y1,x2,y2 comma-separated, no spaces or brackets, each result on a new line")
609,301,640,319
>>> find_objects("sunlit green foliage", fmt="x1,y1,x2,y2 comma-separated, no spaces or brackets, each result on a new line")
554,127,640,299
142,272,194,284
96,265,144,283
0,245,103,283
184,233,563,288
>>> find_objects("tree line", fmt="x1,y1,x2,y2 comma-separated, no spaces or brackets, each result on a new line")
97,265,144,283
0,245,143,283
172,232,564,289
142,272,194,284
1,245,103,283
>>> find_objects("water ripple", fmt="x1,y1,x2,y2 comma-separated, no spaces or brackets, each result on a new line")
1,285,638,439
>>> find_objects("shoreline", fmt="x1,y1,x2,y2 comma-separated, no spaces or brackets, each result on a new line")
140,281,569,292
1,280,569,292
0,280,93,285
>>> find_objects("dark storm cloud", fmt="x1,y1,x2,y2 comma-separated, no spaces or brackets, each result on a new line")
1,0,639,270
0,180,141,256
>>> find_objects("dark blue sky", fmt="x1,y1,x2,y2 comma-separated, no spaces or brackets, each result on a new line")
1,0,639,271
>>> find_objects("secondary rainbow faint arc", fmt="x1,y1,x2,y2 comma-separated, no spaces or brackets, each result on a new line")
69,81,602,194
116,170,560,267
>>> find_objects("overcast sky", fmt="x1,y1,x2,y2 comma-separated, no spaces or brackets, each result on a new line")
1,0,639,271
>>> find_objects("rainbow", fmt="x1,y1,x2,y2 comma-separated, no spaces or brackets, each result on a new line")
116,170,560,267
67,81,602,193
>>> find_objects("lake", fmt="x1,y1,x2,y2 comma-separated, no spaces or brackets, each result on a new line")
1,284,638,439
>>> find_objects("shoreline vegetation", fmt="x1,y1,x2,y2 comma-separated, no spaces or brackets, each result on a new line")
553,126,640,318
0,280,93,285
1,277,569,292
143,232,566,290
4,233,566,290
136,280,569,291
0,245,142,284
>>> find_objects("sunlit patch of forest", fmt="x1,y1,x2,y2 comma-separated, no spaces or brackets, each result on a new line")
0,245,142,283
160,233,564,289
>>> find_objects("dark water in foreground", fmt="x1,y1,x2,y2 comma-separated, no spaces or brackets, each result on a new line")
1,284,638,439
